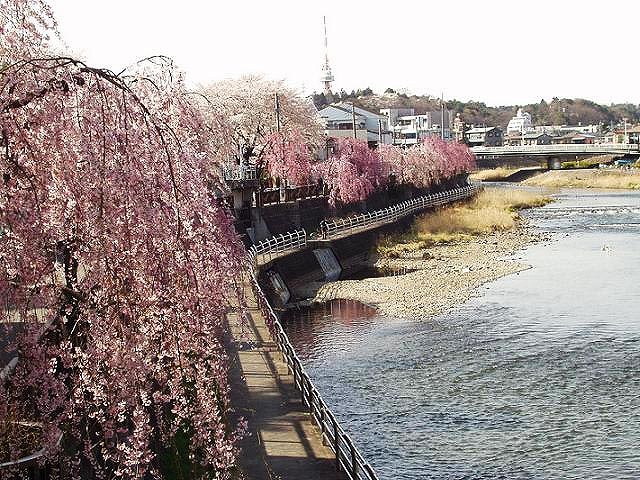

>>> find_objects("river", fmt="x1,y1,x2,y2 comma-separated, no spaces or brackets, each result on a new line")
282,188,640,480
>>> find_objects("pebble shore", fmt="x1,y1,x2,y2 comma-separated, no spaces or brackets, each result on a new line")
311,223,550,319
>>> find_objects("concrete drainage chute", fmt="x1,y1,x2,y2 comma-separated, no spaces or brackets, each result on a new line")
313,248,342,281
266,270,291,305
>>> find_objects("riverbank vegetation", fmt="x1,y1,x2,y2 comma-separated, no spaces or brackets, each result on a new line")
470,167,519,182
560,154,614,169
377,188,553,257
524,169,640,189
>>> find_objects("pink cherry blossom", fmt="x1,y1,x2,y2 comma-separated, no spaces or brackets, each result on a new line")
1,2,247,477
263,130,313,185
315,137,386,205
202,75,323,178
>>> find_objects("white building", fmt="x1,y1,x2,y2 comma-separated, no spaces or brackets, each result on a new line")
380,108,454,146
506,108,533,134
379,108,414,130
317,103,391,147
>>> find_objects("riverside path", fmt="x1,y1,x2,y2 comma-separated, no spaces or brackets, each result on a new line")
226,281,345,480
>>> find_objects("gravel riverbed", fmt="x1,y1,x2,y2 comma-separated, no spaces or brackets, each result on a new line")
310,223,550,319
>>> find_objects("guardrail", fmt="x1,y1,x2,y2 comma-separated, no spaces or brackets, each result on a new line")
471,143,640,155
248,229,307,266
320,185,481,239
261,183,326,205
248,272,379,480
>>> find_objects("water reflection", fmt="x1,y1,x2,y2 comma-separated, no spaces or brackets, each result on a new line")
282,299,379,360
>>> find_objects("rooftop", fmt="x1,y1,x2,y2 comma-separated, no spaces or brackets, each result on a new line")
466,126,501,134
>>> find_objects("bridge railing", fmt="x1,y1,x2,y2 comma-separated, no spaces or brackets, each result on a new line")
320,185,481,239
471,143,640,155
248,272,380,480
248,228,307,266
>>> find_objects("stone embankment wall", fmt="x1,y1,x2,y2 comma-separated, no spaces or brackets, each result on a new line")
257,176,467,238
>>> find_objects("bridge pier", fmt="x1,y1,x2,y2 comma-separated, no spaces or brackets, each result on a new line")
547,156,562,170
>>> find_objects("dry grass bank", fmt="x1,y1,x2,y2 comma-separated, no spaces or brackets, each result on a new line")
561,154,614,169
378,188,553,257
470,167,519,182
524,169,640,189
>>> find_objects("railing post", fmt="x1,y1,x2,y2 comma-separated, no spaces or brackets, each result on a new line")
320,407,327,445
349,437,358,480
307,380,314,412
333,417,341,471
300,371,307,406
363,463,377,479
292,357,299,390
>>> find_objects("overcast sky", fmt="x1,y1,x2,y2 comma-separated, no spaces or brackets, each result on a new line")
49,0,639,107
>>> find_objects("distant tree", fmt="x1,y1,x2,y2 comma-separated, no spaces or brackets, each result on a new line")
376,140,475,189
203,75,323,179
312,92,328,109
384,88,396,94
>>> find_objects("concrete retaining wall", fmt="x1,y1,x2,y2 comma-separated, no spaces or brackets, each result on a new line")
258,215,416,307
254,174,468,240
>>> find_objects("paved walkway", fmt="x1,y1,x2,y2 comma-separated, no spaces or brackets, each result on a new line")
227,286,344,480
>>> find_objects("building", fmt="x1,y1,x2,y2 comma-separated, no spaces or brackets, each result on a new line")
506,108,533,135
318,103,391,147
379,108,414,131
465,126,503,147
380,108,454,146
609,125,640,144
551,132,596,144
504,132,553,146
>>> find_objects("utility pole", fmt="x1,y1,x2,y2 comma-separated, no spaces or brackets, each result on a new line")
378,119,383,145
275,92,281,133
351,103,357,139
275,92,284,203
441,92,445,140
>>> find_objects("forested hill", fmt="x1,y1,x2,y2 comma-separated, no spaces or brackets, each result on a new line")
312,89,640,128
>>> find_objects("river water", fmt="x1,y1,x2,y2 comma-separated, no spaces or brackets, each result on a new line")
283,188,640,480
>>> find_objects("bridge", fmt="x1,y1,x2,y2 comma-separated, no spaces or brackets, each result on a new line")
472,143,640,159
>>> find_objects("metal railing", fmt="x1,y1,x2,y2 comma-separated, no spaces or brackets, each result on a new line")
248,229,307,266
261,183,326,205
223,163,258,181
471,143,640,156
248,272,379,480
320,185,481,239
